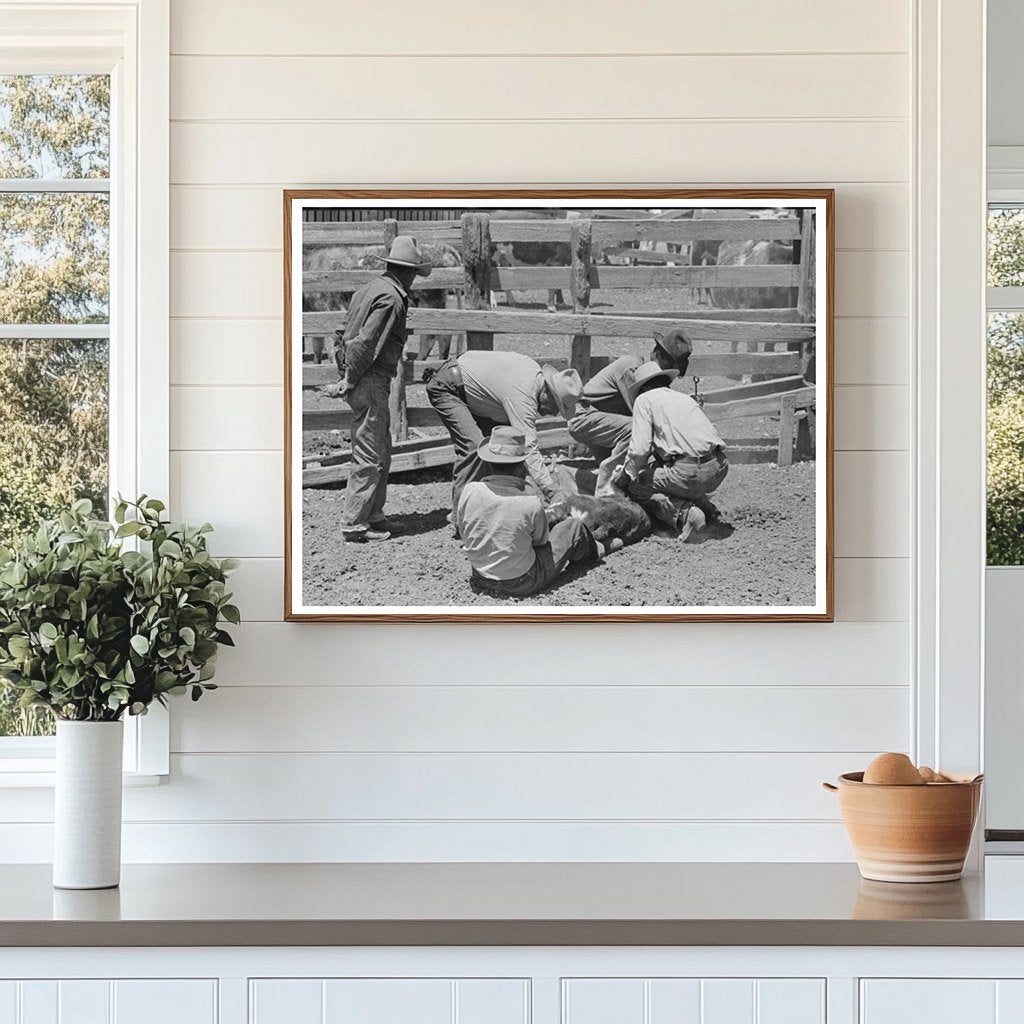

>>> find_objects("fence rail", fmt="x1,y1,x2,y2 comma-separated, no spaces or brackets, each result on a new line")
301,216,803,248
302,308,815,344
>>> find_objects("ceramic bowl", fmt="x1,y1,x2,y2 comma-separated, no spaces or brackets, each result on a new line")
823,772,983,883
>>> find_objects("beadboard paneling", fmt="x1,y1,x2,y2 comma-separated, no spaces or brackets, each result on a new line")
167,314,910,389
170,318,282,386
170,120,909,186
169,248,908,320
0,820,856,863
115,752,862,821
171,54,909,122
170,182,909,251
226,555,909,623
170,0,910,56
168,449,909,560
170,685,909,754
208,621,911,688
0,0,918,865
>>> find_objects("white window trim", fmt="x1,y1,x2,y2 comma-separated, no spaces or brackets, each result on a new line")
0,0,169,783
914,0,987,829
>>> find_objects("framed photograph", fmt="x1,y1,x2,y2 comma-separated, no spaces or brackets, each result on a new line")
285,189,833,622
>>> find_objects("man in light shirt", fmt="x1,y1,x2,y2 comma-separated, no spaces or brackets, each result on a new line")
619,362,729,541
426,349,583,509
456,427,602,599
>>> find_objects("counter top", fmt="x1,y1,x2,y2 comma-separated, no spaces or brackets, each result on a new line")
2,861,1023,947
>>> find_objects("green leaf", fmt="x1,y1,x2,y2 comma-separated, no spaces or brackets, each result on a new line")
158,539,183,559
220,604,240,625
39,622,58,641
130,634,150,656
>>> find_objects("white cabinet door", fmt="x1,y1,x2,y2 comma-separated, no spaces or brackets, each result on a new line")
249,978,529,1024
562,978,825,1024
0,980,216,1024
861,980,1024,1024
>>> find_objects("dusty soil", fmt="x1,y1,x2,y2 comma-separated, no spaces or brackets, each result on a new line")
301,459,816,609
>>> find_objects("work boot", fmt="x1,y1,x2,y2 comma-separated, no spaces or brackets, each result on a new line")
343,528,391,543
676,504,707,543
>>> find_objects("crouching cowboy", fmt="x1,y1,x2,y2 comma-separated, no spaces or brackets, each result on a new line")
426,349,583,510
326,236,431,543
619,362,729,541
567,326,694,472
457,428,603,599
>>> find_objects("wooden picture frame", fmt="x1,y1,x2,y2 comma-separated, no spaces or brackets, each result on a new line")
284,189,834,622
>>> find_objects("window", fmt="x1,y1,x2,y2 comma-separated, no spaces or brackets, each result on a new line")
0,74,111,739
987,206,1024,565
0,3,169,777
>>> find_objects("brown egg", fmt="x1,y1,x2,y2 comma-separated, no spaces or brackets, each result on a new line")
863,752,925,786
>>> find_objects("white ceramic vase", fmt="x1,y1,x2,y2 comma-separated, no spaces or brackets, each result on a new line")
53,720,124,890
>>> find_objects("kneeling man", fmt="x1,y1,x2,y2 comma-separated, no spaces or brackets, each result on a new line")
621,362,729,540
457,427,603,599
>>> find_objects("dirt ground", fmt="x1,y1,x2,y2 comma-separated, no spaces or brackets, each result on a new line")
300,286,817,610
301,459,816,609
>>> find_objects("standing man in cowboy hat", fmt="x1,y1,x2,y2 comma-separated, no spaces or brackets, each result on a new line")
426,349,582,510
456,427,603,598
617,361,728,541
327,235,431,542
567,325,694,467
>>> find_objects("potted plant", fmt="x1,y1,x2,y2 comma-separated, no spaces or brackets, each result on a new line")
0,497,239,889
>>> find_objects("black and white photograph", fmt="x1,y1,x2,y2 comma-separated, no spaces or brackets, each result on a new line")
285,191,833,621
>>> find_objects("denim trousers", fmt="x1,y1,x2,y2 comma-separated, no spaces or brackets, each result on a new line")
341,371,392,532
426,363,500,508
566,406,634,465
627,451,729,503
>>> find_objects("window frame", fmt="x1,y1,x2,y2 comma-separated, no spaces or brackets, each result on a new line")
0,0,169,782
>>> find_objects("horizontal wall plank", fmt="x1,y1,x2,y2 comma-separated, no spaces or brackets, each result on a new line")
211,621,909,687
171,684,909,754
171,451,283,557
227,557,284,620
834,557,910,622
228,556,909,623
172,54,909,121
170,0,910,56
170,120,909,186
171,385,282,450
0,820,857,862
171,319,283,386
834,451,910,558
117,752,864,821
834,318,910,386
171,249,908,319
834,385,910,450
171,183,909,251
167,314,910,388
173,444,905,560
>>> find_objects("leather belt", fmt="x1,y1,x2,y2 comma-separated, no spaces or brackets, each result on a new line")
660,446,724,467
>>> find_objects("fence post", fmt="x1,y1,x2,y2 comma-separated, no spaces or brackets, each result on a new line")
461,212,493,350
795,210,816,378
796,210,816,321
570,218,593,382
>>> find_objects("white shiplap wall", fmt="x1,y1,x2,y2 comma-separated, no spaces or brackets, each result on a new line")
1,0,915,862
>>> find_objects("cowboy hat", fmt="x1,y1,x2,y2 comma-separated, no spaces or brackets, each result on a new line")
477,426,528,464
653,326,694,369
627,361,679,405
541,364,583,420
373,235,432,277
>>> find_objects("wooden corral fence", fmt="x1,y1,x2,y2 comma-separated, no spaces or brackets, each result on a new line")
301,211,816,487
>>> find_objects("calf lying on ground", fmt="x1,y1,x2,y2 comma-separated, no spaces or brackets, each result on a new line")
546,494,653,550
